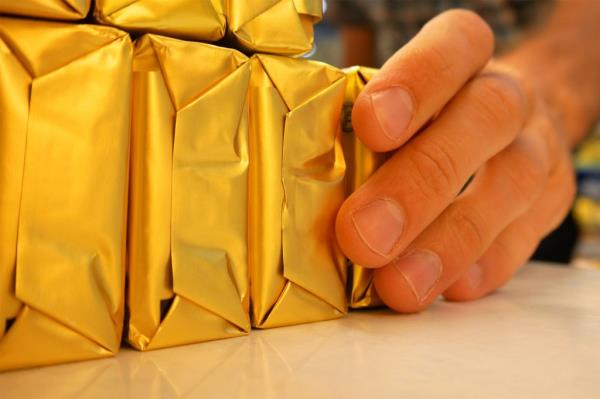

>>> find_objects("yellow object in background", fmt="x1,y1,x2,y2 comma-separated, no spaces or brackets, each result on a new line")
94,0,226,41
228,0,322,55
128,35,251,350
0,18,132,370
342,66,389,309
0,0,90,20
249,54,347,328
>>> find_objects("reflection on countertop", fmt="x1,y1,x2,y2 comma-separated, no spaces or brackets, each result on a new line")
1,263,599,399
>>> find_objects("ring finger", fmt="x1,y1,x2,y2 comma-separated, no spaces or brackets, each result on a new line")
373,127,552,313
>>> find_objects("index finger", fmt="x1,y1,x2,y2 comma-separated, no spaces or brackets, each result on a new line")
353,9,494,152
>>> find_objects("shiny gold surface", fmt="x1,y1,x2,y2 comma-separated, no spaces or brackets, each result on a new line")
249,54,347,328
0,18,132,370
0,0,90,20
228,0,322,55
342,66,390,309
128,35,251,350
94,0,226,41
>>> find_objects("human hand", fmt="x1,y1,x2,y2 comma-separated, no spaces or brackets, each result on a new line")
335,10,576,312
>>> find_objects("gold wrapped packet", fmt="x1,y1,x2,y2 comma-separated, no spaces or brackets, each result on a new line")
228,0,322,55
94,0,226,42
249,55,347,328
342,66,389,309
0,18,132,370
128,35,251,350
0,0,90,20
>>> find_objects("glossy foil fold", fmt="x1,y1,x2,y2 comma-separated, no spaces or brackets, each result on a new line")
228,0,322,55
249,54,347,328
0,0,90,20
128,34,251,350
342,66,388,309
0,18,132,370
94,0,226,41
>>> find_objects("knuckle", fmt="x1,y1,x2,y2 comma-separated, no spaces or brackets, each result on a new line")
534,116,561,168
447,205,487,257
470,73,528,137
504,143,548,204
491,237,520,268
406,139,460,199
504,166,541,207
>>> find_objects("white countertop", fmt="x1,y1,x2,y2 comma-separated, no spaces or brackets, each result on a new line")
1,262,599,398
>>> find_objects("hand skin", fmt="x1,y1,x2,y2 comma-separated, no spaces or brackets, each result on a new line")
335,2,600,313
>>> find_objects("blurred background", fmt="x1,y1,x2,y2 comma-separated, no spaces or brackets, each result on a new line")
310,0,600,271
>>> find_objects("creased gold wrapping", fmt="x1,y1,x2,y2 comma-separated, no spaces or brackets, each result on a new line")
342,66,389,309
94,0,226,41
0,0,90,20
0,18,132,370
249,54,347,329
228,0,322,55
128,34,250,351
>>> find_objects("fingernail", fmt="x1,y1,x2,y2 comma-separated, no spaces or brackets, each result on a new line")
351,198,404,256
465,263,484,289
370,86,414,143
393,250,442,302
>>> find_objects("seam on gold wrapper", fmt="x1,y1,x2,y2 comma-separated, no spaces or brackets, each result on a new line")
0,28,31,341
128,35,250,351
342,66,386,309
128,35,173,350
0,19,131,370
249,55,347,329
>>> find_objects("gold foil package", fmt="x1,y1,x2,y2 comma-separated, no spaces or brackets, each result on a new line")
228,0,322,55
249,55,347,328
0,0,91,20
342,66,388,309
93,1,321,55
94,0,226,42
128,35,251,350
0,18,132,370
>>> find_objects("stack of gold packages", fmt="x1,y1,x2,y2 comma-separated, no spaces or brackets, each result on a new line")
342,67,388,309
0,0,361,371
0,17,132,370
